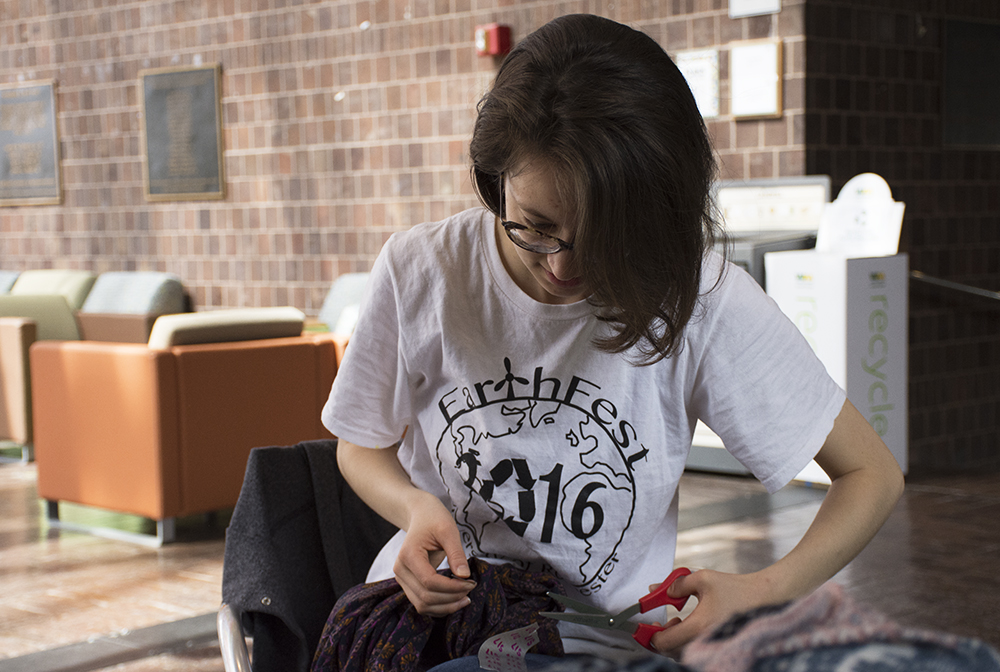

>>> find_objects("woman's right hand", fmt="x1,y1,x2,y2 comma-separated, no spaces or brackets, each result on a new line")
393,490,476,616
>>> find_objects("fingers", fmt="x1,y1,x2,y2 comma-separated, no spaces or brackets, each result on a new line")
648,569,761,655
393,501,475,616
395,552,476,616
650,613,703,654
647,572,701,654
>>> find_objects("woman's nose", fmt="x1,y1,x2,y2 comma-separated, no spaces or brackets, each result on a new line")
547,249,577,280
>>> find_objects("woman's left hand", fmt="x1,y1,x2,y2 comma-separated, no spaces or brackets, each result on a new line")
651,399,904,655
647,568,773,655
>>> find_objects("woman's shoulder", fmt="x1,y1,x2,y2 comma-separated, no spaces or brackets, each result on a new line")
376,207,493,293
385,207,491,258
688,250,778,336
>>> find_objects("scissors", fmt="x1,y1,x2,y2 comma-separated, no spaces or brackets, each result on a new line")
539,567,692,651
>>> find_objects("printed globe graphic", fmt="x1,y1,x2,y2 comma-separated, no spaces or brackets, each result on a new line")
436,394,636,591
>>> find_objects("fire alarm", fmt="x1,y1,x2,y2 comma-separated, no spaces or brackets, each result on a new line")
475,23,511,57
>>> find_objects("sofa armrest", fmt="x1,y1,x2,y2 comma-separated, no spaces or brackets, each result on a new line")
30,334,339,520
305,331,351,370
0,317,37,445
76,312,162,343
30,341,180,518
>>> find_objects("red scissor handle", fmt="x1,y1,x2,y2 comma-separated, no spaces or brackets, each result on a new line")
633,623,666,651
632,567,692,651
638,567,691,613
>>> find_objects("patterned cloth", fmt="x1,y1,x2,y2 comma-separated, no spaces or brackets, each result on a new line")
311,558,565,672
681,582,1000,672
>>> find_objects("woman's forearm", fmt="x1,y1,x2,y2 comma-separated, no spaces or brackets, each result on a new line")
755,399,905,602
337,437,433,532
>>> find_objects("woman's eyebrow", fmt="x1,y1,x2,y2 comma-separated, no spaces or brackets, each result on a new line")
513,200,556,225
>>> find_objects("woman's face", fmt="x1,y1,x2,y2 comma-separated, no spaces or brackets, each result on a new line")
497,160,589,305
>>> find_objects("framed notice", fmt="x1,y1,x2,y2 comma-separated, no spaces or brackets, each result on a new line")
140,64,225,201
729,0,781,18
676,49,720,118
730,40,783,119
0,81,61,206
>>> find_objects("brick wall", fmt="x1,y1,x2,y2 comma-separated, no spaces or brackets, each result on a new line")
803,0,1000,472
1,0,996,471
0,0,806,312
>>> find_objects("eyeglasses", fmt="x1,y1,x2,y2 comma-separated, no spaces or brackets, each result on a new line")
499,180,574,255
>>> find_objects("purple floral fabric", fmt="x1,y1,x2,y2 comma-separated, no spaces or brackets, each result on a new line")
311,557,565,672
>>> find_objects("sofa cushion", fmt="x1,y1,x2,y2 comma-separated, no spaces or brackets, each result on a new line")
10,269,97,310
148,307,305,349
80,271,187,315
0,295,80,341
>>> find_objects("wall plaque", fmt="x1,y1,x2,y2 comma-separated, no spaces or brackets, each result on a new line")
140,64,225,201
0,81,61,206
730,40,783,119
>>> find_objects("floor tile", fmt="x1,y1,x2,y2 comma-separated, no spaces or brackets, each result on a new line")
2,459,999,671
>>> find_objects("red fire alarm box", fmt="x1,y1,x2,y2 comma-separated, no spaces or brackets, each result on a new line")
475,23,511,57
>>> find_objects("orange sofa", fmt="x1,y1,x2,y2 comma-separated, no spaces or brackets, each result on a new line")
30,308,339,544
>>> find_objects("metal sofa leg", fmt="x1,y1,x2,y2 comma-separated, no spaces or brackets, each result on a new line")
157,518,176,545
45,501,175,548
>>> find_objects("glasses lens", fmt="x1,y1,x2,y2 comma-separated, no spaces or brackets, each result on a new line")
508,227,561,254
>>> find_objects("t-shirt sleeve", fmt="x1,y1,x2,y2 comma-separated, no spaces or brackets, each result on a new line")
322,235,413,449
689,262,847,492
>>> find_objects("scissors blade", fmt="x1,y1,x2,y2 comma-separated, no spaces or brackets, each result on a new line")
538,611,617,630
546,592,607,615
608,603,641,623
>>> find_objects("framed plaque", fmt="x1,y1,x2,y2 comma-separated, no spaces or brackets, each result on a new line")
0,81,61,206
676,49,720,118
730,40,783,119
140,64,225,201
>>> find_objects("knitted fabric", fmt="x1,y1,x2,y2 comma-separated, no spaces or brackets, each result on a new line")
681,582,1000,672
311,557,565,672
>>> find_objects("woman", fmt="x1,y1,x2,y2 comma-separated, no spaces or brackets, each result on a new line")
322,13,903,666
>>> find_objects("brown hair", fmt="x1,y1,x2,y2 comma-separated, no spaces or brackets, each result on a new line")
470,14,722,364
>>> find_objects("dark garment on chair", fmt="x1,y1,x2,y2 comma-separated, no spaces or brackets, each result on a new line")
222,439,398,672
311,557,565,672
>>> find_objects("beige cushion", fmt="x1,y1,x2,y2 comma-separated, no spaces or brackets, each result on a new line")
10,270,97,310
147,307,305,349
0,295,80,341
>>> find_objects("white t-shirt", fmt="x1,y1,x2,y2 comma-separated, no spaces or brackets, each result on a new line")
323,207,845,658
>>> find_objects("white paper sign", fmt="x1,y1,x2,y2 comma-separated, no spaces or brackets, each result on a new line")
815,173,905,256
478,624,540,672
731,41,782,118
730,0,781,18
676,49,719,118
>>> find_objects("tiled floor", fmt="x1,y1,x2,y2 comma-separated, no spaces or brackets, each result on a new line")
1,458,998,671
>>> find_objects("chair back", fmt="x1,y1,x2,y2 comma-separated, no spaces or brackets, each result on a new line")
10,269,96,310
317,273,369,336
0,271,19,294
0,295,80,341
80,271,187,315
